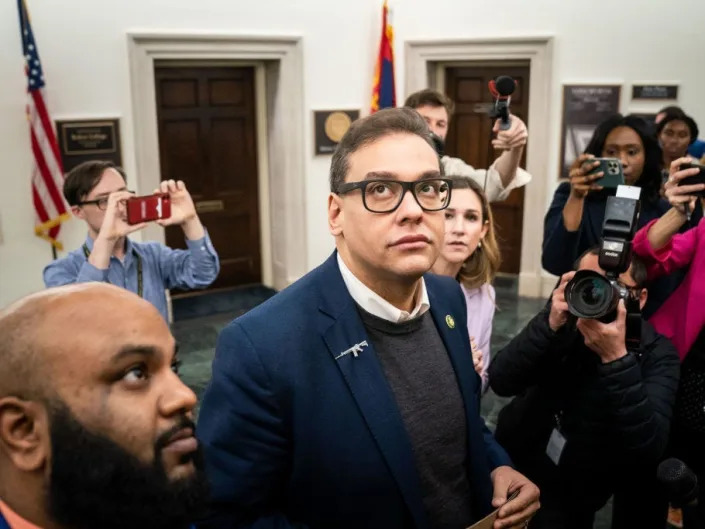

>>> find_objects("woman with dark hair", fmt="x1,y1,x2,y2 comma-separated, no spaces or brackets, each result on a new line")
432,176,500,392
657,108,700,170
656,105,705,159
542,114,672,317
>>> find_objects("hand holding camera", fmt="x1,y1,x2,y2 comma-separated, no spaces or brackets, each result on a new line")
576,299,628,363
150,179,205,241
568,154,604,199
664,157,705,215
548,271,576,332
87,190,149,270
98,191,148,242
98,179,202,245
150,179,197,228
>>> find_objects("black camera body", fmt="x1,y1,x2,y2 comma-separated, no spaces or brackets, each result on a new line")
565,270,637,324
565,193,642,344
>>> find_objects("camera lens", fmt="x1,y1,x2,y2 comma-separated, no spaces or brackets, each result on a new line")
565,270,618,319
579,278,608,306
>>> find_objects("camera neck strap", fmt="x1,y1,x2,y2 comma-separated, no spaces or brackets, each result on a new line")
82,244,143,298
624,296,642,351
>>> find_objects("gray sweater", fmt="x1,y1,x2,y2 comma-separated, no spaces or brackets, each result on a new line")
358,308,474,529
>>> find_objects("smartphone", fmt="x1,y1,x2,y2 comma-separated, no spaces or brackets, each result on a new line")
126,193,171,225
678,162,705,197
584,157,625,188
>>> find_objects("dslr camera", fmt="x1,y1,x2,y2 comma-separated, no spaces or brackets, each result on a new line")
564,189,642,340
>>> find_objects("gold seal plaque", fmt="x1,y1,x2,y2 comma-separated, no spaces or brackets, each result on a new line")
314,110,360,155
324,112,352,143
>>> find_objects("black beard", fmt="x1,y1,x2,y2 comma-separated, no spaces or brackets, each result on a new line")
46,401,209,529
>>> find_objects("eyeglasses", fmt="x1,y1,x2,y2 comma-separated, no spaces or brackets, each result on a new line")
77,190,135,211
335,178,452,213
616,280,641,298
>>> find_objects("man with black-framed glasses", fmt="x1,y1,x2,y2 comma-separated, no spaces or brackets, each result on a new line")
197,108,540,529
43,161,219,321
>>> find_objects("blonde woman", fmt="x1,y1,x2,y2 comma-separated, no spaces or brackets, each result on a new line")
432,176,501,392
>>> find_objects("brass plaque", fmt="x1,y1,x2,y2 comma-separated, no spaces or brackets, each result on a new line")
195,200,224,213
314,109,360,155
55,118,122,172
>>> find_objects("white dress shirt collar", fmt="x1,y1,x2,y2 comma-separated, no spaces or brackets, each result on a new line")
337,253,430,323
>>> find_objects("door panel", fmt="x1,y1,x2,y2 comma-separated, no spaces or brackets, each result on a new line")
444,63,530,274
155,65,261,291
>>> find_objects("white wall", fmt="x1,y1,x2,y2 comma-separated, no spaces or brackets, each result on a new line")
1,0,704,306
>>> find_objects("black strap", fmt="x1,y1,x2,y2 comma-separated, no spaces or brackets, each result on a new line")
83,243,143,298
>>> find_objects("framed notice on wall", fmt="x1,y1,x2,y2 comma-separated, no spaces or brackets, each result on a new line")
558,85,621,179
55,118,122,173
314,110,360,155
632,84,678,100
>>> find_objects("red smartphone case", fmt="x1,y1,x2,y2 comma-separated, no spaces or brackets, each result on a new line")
126,194,171,225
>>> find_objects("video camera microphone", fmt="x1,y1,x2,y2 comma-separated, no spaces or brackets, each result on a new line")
658,458,700,528
488,76,516,131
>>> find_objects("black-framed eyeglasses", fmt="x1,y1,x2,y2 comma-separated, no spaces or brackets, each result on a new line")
616,280,642,298
335,178,453,213
78,190,135,211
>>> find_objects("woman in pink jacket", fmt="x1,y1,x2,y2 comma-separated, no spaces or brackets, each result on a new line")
632,155,705,524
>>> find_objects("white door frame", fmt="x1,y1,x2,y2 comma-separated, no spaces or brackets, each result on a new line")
405,36,554,298
127,32,307,291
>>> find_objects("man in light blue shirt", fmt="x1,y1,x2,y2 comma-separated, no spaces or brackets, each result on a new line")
44,161,219,320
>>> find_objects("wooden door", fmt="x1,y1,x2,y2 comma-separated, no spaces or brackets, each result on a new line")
155,65,261,292
444,63,530,274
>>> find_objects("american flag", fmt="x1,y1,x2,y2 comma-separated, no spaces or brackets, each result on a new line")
18,0,69,251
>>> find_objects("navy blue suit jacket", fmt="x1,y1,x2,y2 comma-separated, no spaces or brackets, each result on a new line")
197,252,511,529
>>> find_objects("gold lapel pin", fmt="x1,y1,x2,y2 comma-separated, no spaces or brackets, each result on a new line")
445,315,455,329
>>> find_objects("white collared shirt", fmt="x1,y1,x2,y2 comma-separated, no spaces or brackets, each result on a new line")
337,253,430,323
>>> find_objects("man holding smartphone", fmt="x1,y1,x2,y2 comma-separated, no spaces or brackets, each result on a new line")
43,160,219,321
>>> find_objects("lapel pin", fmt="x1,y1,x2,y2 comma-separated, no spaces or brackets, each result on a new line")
335,341,368,360
445,315,456,329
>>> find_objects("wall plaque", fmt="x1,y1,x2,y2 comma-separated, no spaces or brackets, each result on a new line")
314,110,360,155
558,85,621,179
56,118,122,172
632,84,678,100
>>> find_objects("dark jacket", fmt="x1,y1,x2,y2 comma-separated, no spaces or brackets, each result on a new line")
197,252,511,529
488,308,679,512
541,183,696,318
